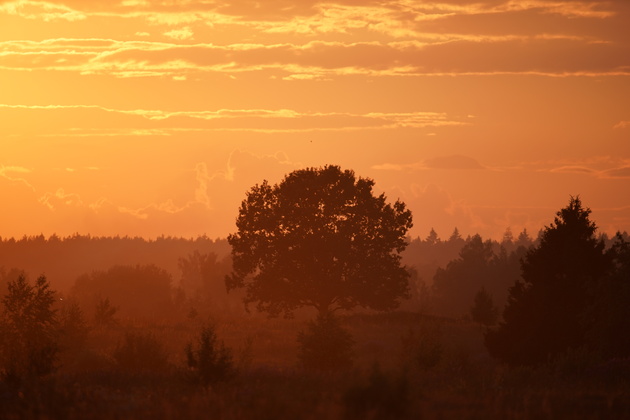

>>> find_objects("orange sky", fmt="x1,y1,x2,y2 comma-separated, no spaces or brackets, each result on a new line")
1,0,629,241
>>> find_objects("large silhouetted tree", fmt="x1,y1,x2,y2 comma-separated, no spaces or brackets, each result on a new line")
226,165,413,317
485,197,613,365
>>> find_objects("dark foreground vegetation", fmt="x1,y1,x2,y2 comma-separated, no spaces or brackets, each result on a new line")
1,166,629,419
1,311,630,420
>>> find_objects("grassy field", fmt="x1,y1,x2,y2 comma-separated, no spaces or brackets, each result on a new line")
2,311,630,419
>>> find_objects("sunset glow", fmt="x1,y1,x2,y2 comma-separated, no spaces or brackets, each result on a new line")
2,0,629,240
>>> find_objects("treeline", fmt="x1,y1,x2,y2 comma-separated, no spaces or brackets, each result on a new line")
0,227,624,324
402,227,624,318
402,227,536,315
0,228,518,320
0,234,229,293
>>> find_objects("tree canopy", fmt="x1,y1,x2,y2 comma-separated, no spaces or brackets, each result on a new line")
226,165,413,317
71,264,175,320
431,234,523,318
587,232,630,358
470,287,499,326
485,196,613,365
0,275,58,379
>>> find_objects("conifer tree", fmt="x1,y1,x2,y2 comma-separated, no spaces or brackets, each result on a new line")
485,197,612,365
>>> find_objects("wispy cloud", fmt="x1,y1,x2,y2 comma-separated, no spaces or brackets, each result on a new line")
0,1,87,21
0,148,305,238
372,155,485,171
1,0,628,79
549,166,597,175
39,188,84,210
601,166,630,179
163,27,194,40
0,165,31,175
0,165,35,191
375,156,630,179
546,159,630,179
1,1,619,28
424,155,485,170
0,104,466,135
515,157,630,179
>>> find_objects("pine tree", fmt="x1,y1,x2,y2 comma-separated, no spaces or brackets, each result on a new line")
485,197,612,365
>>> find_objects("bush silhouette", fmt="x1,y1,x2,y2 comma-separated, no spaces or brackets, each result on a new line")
185,324,234,385
297,312,354,371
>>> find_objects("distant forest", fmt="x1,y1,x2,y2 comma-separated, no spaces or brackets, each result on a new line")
0,234,230,293
0,228,625,322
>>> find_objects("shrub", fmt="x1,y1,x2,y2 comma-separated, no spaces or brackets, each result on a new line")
185,324,234,385
297,312,354,371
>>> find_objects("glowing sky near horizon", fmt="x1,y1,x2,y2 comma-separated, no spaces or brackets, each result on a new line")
1,0,629,240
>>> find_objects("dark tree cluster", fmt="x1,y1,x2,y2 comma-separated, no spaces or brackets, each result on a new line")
0,272,236,389
72,265,175,321
401,227,535,314
590,233,630,359
0,275,58,382
470,287,499,326
486,197,630,365
430,234,528,319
